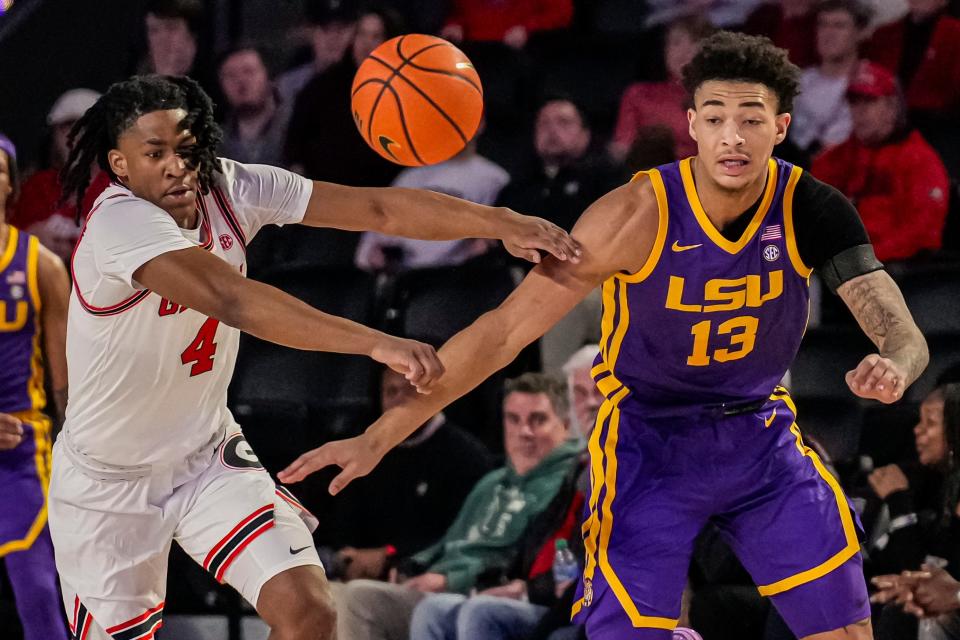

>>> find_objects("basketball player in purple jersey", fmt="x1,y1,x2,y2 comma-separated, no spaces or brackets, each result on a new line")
282,32,930,639
0,134,71,640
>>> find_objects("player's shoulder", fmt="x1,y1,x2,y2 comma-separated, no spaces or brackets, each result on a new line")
86,184,164,226
586,172,660,230
792,169,854,212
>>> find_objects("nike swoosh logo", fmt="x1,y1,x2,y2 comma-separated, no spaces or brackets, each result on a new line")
289,545,311,555
764,408,777,428
671,241,702,252
378,135,399,161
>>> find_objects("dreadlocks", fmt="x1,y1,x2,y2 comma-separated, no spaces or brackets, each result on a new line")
60,75,222,222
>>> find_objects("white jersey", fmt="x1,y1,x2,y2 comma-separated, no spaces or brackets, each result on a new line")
65,159,312,467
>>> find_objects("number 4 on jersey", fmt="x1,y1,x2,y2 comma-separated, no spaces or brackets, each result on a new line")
182,317,220,376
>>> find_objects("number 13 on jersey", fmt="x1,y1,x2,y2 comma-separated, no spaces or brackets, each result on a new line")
182,317,220,376
687,315,759,366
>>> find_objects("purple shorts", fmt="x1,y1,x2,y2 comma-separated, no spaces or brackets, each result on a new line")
571,391,870,639
0,411,51,554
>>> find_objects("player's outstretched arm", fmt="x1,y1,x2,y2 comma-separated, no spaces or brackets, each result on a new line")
279,178,661,491
300,181,581,264
134,248,444,391
36,243,70,424
837,270,928,404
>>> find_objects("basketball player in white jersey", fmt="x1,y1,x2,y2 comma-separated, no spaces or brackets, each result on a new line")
53,75,579,640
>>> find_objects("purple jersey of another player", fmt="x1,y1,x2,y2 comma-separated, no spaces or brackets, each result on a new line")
0,225,45,414
592,157,811,409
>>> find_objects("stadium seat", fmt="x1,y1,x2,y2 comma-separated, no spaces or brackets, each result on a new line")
793,396,864,463
230,267,378,421
896,265,960,335
859,402,919,469
790,328,875,399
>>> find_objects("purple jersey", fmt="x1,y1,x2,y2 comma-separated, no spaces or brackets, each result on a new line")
593,157,812,409
0,226,44,414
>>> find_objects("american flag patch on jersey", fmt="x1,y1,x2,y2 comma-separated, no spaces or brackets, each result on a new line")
5,270,25,285
760,225,783,241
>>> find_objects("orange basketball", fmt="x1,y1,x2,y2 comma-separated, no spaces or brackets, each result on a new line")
351,34,484,166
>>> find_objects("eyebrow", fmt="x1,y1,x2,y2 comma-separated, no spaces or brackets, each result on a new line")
701,99,767,109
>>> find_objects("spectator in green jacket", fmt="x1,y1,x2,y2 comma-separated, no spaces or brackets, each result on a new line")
334,372,581,640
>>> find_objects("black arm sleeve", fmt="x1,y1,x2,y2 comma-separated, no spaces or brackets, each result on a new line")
792,172,882,291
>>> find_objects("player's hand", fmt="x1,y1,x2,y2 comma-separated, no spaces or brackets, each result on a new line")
403,572,447,593
500,210,581,265
846,354,906,403
0,413,23,450
867,464,910,499
278,433,384,493
370,336,444,393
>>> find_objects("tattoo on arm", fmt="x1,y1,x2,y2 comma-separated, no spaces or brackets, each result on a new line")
838,270,929,385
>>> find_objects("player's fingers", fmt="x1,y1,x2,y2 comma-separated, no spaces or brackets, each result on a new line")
278,446,335,483
403,356,425,385
0,413,22,429
329,464,359,496
414,347,444,392
0,432,22,449
862,361,888,391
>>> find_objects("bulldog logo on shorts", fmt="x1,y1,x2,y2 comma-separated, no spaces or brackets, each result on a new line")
220,433,264,470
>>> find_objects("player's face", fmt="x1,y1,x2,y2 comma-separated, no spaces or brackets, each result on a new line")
219,50,271,111
503,391,569,476
688,81,790,192
570,367,604,439
816,10,860,62
109,109,200,221
914,392,946,468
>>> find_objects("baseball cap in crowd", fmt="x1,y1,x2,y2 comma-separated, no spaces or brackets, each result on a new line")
0,133,16,164
305,0,358,26
47,88,101,126
846,61,898,100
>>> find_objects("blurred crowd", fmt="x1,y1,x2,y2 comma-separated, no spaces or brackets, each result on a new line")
2,0,960,639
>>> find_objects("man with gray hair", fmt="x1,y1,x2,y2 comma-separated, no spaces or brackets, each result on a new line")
561,345,604,439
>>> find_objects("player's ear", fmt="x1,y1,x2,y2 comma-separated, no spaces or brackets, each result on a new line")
774,113,791,145
687,108,698,142
107,149,127,181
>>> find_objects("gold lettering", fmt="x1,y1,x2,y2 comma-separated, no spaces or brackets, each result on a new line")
746,270,783,307
703,277,747,312
665,276,702,312
0,301,28,331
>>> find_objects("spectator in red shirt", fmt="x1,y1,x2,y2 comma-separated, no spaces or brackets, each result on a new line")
440,0,573,49
743,0,820,68
812,62,950,263
608,15,714,162
865,0,960,115
11,89,109,263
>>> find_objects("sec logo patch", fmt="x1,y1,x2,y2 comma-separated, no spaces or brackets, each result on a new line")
219,234,234,251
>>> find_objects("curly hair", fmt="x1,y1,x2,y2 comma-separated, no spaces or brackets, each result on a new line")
682,31,801,114
60,75,222,222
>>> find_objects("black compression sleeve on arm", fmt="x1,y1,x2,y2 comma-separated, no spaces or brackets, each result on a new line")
792,172,882,292
820,244,885,293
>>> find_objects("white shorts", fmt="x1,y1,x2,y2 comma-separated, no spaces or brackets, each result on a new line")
48,426,322,640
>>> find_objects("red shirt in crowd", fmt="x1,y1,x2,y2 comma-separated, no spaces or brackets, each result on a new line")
10,168,110,228
612,80,696,160
865,14,960,114
812,130,949,262
743,3,818,68
444,0,573,42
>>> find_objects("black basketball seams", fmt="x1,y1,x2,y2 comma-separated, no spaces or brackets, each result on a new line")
383,83,426,165
351,77,388,98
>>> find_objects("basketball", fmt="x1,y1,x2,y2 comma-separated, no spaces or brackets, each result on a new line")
351,34,484,166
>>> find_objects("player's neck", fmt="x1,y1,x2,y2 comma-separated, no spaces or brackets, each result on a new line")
0,221,7,249
691,157,768,229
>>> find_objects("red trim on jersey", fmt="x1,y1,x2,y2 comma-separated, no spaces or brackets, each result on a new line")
70,191,155,316
105,601,165,634
203,504,273,571
196,196,215,251
212,186,247,249
70,595,79,633
215,518,274,581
